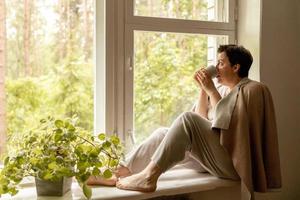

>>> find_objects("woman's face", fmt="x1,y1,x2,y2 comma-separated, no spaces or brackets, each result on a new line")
216,52,238,87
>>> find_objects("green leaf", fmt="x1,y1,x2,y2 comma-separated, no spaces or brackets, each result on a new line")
64,121,71,128
92,167,100,176
30,157,39,165
55,120,64,128
77,161,89,171
48,162,58,170
29,136,36,143
67,124,75,132
16,156,25,165
11,174,23,183
91,136,95,141
110,135,120,145
54,133,62,142
97,133,106,140
103,169,112,179
9,187,18,196
75,145,84,155
1,184,8,193
109,159,118,167
78,172,91,182
94,161,102,168
58,167,73,176
55,128,63,134
32,149,43,156
55,156,64,163
83,184,92,199
89,148,100,157
43,171,53,180
102,141,111,149
4,157,9,165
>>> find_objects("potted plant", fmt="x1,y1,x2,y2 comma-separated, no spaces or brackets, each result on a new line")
0,116,123,199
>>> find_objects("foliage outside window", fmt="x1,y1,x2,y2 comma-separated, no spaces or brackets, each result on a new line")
134,0,228,22
134,31,210,143
0,0,94,159
131,0,229,144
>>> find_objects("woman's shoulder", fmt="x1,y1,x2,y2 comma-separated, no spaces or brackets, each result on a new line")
242,79,270,95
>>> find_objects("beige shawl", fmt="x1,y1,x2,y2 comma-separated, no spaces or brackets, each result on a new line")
212,78,282,200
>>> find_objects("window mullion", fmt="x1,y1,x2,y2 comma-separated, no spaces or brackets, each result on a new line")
125,23,235,37
106,0,127,141
126,16,235,31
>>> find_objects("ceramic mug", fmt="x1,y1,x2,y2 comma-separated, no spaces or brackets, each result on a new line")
205,65,217,78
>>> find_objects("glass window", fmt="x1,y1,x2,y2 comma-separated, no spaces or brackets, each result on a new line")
1,0,94,159
133,30,227,143
105,0,236,148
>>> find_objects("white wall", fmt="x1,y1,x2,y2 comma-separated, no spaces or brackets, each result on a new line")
239,0,300,199
258,0,300,199
237,0,261,82
234,0,300,200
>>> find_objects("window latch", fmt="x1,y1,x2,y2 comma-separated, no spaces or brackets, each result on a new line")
128,57,133,71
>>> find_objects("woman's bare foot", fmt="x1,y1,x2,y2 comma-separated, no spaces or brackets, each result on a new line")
87,166,131,186
116,172,157,192
116,162,161,192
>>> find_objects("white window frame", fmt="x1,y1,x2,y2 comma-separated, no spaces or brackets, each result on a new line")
95,0,106,135
102,0,237,145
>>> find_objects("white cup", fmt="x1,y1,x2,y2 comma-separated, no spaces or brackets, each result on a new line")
205,65,217,78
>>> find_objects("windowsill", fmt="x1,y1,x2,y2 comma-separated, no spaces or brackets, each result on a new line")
0,167,239,200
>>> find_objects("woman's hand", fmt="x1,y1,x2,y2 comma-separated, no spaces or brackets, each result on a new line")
194,68,216,96
194,67,221,108
193,67,221,118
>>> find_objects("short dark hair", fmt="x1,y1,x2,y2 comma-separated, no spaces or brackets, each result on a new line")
217,44,253,78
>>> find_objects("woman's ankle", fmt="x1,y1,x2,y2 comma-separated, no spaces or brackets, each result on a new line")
143,161,162,180
115,165,132,178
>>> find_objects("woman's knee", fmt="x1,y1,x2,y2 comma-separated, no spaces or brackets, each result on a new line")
179,111,212,135
150,127,168,141
180,111,201,121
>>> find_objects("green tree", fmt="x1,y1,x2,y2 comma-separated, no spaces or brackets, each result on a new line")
134,32,207,143
5,77,49,154
3,0,95,159
50,56,93,131
133,0,210,143
0,0,7,155
50,0,94,131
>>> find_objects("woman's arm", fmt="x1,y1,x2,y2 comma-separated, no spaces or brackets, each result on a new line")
206,88,221,108
194,69,221,116
195,89,209,119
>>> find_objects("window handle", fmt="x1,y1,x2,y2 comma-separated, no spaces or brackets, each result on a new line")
128,57,133,71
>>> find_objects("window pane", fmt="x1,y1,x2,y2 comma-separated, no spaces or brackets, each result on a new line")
134,0,229,22
1,0,94,158
133,31,227,144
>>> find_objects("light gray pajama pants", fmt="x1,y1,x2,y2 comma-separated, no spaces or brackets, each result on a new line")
123,111,239,180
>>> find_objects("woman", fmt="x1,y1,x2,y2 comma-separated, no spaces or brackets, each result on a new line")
88,45,281,200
